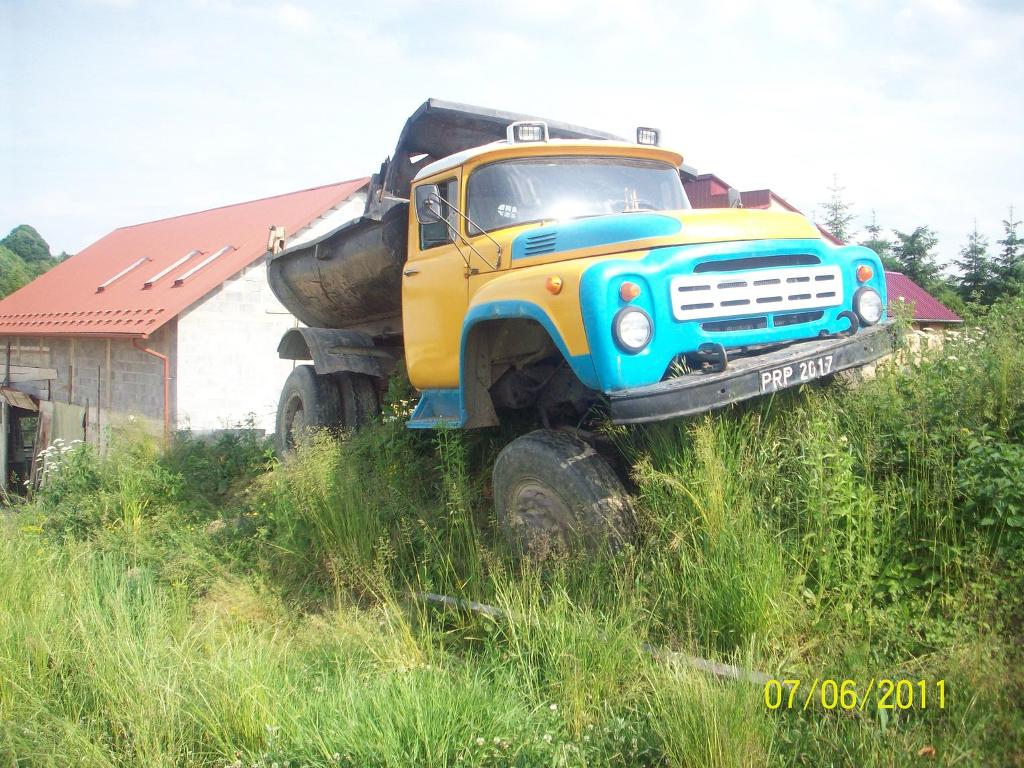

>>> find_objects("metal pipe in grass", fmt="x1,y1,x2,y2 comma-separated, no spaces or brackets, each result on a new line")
409,591,783,689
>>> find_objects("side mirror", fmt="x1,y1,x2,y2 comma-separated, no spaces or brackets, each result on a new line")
414,184,443,224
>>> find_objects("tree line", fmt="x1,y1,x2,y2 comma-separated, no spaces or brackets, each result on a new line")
0,225,68,299
820,179,1022,314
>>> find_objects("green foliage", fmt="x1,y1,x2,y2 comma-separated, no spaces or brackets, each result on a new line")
995,205,1023,293
163,426,273,508
0,244,31,297
5,297,1024,765
891,226,941,290
957,433,1024,555
0,225,64,298
1,223,51,262
36,435,181,539
818,176,855,243
859,210,892,262
954,223,997,304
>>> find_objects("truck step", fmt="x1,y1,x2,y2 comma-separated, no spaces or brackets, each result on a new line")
407,389,465,429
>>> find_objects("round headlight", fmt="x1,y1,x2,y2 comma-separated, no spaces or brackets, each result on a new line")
613,307,653,352
854,286,883,326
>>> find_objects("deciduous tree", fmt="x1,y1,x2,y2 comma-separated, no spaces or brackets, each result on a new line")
0,245,31,298
1,224,51,263
891,227,941,290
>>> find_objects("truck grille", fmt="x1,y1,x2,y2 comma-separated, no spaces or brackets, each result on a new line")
693,254,819,273
670,266,843,322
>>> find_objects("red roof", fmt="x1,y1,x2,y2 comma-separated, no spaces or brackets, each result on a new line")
884,271,961,323
0,178,369,338
684,175,843,245
682,174,731,208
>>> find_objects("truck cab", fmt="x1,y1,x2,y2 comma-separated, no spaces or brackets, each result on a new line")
403,123,892,430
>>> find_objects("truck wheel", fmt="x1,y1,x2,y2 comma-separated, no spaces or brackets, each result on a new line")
276,365,342,454
493,429,635,560
333,372,380,429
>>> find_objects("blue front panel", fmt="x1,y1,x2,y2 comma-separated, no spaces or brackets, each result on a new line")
578,238,887,392
511,214,682,260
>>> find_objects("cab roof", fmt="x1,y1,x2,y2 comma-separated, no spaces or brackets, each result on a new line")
412,139,685,182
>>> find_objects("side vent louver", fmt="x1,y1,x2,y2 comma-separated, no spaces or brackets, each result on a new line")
522,231,558,256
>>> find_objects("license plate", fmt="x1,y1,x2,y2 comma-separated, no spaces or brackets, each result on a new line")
759,354,834,393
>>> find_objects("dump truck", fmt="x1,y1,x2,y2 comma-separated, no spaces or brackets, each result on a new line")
269,99,896,557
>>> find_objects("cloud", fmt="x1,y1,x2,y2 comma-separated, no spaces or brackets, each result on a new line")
82,0,138,7
273,3,314,31
2,0,1021,263
185,0,316,33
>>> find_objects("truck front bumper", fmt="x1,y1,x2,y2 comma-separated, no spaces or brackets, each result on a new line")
608,322,898,424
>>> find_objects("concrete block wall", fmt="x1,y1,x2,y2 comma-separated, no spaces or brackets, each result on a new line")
174,196,366,435
0,323,176,448
175,258,297,434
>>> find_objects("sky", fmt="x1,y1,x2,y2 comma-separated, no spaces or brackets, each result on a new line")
1,0,1022,271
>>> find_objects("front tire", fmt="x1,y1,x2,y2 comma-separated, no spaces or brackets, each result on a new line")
493,429,635,560
275,365,342,455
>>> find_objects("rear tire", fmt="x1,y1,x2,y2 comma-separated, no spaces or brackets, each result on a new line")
275,365,342,455
333,371,380,429
492,429,635,560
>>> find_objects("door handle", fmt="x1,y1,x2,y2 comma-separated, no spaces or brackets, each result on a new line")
403,267,420,276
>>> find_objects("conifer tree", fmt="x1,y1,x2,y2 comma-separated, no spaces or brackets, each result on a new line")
819,175,855,243
860,210,894,267
954,222,995,304
995,206,1023,294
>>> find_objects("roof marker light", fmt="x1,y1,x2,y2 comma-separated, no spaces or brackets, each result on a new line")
144,249,201,288
636,127,660,146
173,245,234,286
96,257,150,293
507,121,549,143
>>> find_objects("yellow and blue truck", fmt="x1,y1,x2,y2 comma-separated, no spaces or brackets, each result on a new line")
269,99,896,557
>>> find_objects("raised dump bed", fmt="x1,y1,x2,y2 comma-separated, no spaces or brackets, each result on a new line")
266,99,620,332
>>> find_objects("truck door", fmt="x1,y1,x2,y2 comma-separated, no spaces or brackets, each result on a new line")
402,175,469,390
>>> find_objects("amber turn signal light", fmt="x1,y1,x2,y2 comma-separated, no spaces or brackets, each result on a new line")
545,275,563,294
619,281,641,301
856,264,874,282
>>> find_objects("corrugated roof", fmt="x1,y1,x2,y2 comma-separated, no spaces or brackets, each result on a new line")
884,271,962,323
0,178,369,338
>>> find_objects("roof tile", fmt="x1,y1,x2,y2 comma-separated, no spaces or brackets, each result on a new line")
0,178,368,337
884,271,962,323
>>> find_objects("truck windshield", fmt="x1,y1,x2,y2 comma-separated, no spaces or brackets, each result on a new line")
466,156,688,234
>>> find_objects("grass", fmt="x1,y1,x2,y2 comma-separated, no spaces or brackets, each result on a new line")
2,298,1024,766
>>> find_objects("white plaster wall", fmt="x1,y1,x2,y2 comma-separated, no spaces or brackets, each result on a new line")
174,192,367,434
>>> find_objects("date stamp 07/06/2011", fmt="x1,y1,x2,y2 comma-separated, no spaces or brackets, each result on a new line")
764,678,945,712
